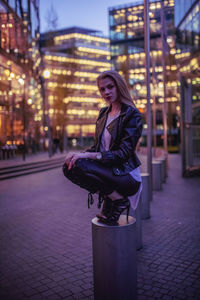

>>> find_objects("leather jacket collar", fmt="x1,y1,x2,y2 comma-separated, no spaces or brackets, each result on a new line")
96,103,131,150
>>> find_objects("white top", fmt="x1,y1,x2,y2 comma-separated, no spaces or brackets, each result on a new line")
100,112,142,210
100,112,120,152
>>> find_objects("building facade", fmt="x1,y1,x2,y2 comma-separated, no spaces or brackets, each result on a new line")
109,0,180,149
0,0,41,151
39,27,111,147
175,0,200,175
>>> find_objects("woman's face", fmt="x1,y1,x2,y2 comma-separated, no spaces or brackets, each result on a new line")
98,77,118,104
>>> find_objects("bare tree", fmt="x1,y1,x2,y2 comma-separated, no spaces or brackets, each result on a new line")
45,3,59,31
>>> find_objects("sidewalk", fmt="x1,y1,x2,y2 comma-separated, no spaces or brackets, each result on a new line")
137,154,200,299
0,151,67,168
0,149,146,169
0,154,199,299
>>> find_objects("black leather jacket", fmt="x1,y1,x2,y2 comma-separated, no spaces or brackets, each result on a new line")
86,103,143,176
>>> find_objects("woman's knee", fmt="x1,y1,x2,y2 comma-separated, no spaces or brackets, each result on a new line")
62,160,89,182
62,163,70,178
75,158,91,172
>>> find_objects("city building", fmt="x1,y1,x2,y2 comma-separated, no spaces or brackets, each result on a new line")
109,0,180,149
175,0,200,175
39,27,111,148
0,0,41,153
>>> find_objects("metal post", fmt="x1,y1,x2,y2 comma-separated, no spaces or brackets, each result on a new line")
40,75,52,157
63,125,68,152
180,75,186,175
144,0,152,179
161,0,168,157
47,115,53,158
10,92,14,145
9,65,14,145
152,59,158,155
22,84,26,161
39,49,53,157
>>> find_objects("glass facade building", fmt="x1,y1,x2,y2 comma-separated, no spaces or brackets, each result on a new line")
40,27,111,146
175,0,200,50
109,0,179,148
175,0,200,175
0,0,40,150
175,0,197,26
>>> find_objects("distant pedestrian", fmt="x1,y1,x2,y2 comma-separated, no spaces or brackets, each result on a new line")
53,137,60,154
63,70,143,225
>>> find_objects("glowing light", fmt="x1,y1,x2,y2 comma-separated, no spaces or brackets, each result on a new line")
18,78,24,85
63,97,101,103
27,98,32,105
78,47,110,56
45,55,111,68
43,69,51,79
4,69,10,77
54,33,109,44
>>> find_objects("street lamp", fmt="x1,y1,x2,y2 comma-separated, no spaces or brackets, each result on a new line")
39,69,53,157
18,76,26,161
144,0,153,202
161,0,168,158
43,69,51,79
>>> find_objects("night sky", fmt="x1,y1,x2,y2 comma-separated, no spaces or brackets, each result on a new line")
39,0,138,36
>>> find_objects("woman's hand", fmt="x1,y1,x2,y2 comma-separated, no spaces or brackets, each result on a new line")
65,152,90,170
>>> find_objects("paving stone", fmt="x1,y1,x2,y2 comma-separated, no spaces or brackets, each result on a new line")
29,295,45,300
162,295,173,300
0,154,200,299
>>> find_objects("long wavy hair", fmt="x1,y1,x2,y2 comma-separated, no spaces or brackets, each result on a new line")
97,70,135,107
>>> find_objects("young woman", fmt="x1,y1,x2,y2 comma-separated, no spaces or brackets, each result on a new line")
63,70,143,225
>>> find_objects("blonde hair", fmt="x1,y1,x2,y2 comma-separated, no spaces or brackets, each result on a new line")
97,70,135,107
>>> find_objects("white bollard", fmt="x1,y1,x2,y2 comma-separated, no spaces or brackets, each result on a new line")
141,173,151,219
92,216,137,300
152,161,162,190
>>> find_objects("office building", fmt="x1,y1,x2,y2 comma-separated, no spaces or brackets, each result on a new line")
109,0,180,148
175,0,200,175
39,27,111,146
0,0,40,149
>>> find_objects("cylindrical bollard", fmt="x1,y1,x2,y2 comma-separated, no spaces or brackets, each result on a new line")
163,155,168,178
156,159,166,183
92,216,137,300
141,173,151,219
152,161,162,190
131,199,143,250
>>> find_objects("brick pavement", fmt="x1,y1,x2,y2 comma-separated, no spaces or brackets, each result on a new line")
137,155,200,300
0,154,200,300
0,151,67,168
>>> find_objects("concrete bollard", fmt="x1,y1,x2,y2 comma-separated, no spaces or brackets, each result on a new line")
92,216,137,300
141,173,151,219
131,199,143,250
161,155,168,178
164,156,168,178
156,158,166,183
152,161,162,191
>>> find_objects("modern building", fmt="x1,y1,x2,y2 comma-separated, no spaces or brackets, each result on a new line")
175,0,200,175
0,0,41,151
39,27,111,147
109,0,180,149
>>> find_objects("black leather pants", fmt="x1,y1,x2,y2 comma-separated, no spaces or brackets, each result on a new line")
63,158,140,197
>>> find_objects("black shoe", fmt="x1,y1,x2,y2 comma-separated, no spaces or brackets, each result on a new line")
96,197,112,220
98,197,130,225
